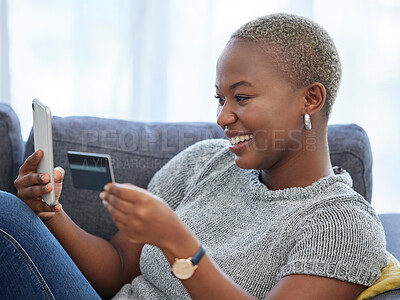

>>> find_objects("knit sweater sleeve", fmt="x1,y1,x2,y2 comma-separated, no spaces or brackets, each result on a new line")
277,197,388,286
147,139,228,210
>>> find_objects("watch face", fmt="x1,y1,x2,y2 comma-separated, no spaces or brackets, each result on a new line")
172,259,195,280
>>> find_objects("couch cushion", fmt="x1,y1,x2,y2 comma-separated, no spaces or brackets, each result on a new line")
24,116,226,240
328,124,373,203
0,103,24,195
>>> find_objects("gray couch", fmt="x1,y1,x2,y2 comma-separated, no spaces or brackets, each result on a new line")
1,102,399,299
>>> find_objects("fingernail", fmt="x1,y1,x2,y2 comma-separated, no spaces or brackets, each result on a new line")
104,184,110,191
99,192,105,199
40,175,45,182
102,200,108,207
56,167,65,176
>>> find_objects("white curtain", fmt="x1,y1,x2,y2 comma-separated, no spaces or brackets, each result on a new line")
3,0,400,213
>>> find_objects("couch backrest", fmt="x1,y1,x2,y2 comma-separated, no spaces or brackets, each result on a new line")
23,117,373,240
0,103,24,194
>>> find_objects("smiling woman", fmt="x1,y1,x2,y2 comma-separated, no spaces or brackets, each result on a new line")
0,13,391,300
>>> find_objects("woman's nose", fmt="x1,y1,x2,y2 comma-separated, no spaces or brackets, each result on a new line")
216,101,237,129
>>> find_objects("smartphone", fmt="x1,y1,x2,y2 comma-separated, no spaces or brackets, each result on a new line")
32,98,56,206
67,151,115,191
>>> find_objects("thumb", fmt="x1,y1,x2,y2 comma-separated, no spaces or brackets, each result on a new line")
54,167,65,183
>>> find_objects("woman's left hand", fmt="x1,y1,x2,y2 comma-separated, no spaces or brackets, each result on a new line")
100,183,189,250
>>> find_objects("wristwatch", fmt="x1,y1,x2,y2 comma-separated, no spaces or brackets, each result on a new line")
171,245,206,280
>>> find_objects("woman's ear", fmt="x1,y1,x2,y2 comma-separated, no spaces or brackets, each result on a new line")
304,82,326,115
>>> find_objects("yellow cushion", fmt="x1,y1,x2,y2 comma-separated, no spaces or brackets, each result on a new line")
357,252,400,300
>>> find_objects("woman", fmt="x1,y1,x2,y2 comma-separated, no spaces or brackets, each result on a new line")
0,13,387,299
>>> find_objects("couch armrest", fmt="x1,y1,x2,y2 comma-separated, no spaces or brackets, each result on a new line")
0,103,24,195
370,288,400,299
379,213,400,260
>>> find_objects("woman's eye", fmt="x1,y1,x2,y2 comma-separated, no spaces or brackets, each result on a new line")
235,95,251,102
214,95,225,105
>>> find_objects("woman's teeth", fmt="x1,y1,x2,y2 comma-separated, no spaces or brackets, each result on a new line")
229,134,254,145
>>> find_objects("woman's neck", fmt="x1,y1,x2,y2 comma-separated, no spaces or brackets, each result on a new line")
260,131,334,190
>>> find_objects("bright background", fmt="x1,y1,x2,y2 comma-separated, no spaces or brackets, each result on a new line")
0,0,399,213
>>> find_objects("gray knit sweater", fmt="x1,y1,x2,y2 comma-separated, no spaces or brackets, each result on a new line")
113,139,387,300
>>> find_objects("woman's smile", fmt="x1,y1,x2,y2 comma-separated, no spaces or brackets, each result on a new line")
225,129,255,154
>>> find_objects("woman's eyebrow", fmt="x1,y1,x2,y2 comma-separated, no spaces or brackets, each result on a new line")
215,81,254,91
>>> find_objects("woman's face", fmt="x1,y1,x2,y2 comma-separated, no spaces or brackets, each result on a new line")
215,39,307,170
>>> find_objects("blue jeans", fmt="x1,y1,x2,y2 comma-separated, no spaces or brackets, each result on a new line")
0,191,101,300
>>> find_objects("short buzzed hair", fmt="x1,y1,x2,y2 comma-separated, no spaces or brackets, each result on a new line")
231,13,341,116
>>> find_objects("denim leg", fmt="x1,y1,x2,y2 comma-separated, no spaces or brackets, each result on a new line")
0,191,101,300
0,228,55,299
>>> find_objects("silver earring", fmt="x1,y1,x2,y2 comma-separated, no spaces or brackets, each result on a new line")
224,126,228,131
304,113,312,130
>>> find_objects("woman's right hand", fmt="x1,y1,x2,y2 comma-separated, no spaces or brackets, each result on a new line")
14,150,65,222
